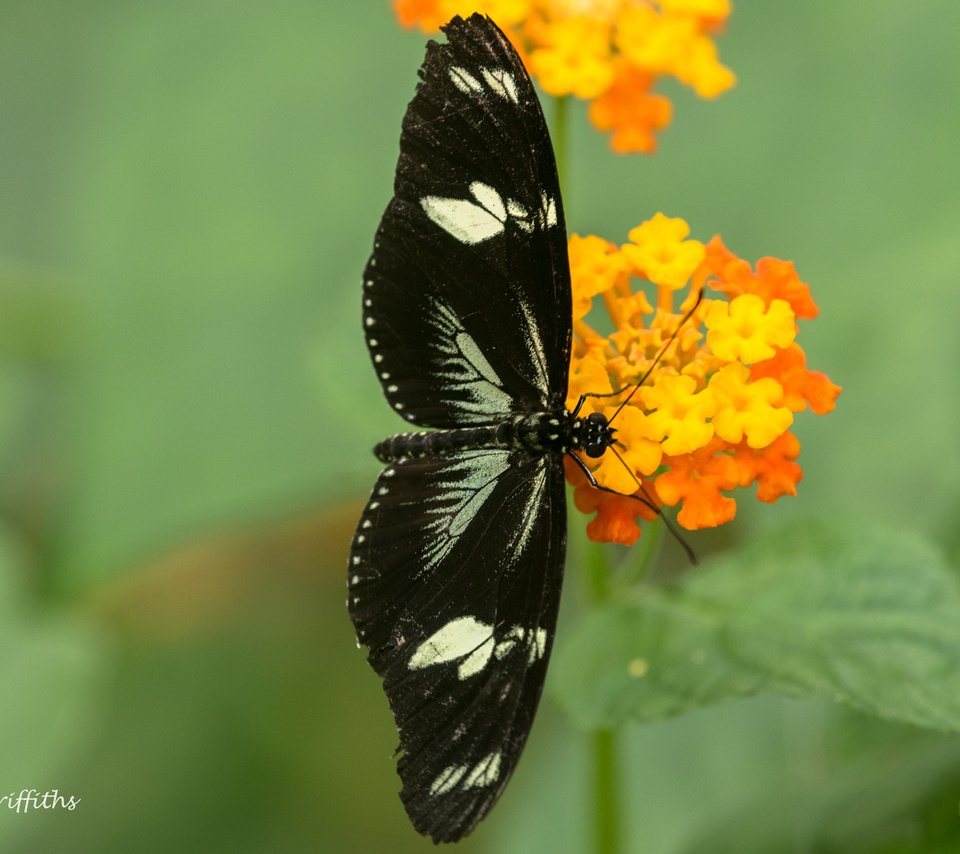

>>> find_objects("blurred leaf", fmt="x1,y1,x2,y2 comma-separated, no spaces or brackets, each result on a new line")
30,4,411,591
677,734,960,854
0,527,111,850
553,521,960,732
0,266,74,365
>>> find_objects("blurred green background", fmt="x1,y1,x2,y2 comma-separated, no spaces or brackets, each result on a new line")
1,1,959,852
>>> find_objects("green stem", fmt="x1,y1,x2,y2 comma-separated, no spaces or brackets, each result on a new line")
592,728,620,854
619,516,663,589
558,91,619,854
587,538,611,603
553,95,570,206
584,541,622,854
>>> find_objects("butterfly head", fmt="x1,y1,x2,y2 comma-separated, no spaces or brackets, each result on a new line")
583,411,616,459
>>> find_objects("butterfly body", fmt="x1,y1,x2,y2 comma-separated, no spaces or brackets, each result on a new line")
373,409,613,462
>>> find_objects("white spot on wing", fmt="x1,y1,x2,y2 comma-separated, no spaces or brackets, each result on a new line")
422,176,557,246
430,764,468,796
464,752,503,788
506,198,527,220
547,199,557,226
416,449,512,575
481,68,518,103
449,480,498,537
529,628,548,663
457,635,496,680
494,626,523,660
517,299,550,405
421,195,505,245
507,462,548,559
448,66,482,95
469,181,506,222
408,616,495,680
428,297,512,416
454,331,500,386
493,625,549,664
430,753,503,796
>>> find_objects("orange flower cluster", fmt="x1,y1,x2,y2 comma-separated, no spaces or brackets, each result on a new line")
565,215,840,545
394,0,735,153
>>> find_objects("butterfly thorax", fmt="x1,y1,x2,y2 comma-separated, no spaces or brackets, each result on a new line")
373,410,615,462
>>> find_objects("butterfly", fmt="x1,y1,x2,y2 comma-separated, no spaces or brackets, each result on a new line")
349,13,685,843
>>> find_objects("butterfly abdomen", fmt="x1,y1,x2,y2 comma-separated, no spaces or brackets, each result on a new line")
373,412,572,463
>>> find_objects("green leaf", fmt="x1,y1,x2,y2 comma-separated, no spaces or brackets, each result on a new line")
552,521,960,732
677,734,960,854
0,527,111,850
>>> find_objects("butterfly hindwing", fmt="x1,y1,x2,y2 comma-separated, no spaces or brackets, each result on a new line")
348,448,567,842
362,14,571,426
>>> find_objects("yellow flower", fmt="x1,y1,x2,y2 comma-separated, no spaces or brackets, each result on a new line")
528,16,615,98
678,33,736,98
566,350,614,413
568,233,626,321
659,0,731,20
567,215,840,541
394,0,735,154
705,294,796,364
640,374,716,455
708,362,794,449
616,5,695,73
441,0,532,28
621,214,706,293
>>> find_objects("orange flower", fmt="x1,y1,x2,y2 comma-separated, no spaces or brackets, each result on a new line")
655,440,739,530
567,458,658,546
393,0,735,154
698,238,819,320
588,61,672,154
395,0,447,30
732,431,803,503
751,344,842,415
565,214,840,544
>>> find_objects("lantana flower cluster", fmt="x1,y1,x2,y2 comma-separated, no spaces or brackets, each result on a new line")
566,214,840,545
394,0,735,153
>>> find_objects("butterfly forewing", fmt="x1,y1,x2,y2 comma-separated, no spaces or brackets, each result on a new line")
352,13,574,842
362,14,571,427
349,449,567,842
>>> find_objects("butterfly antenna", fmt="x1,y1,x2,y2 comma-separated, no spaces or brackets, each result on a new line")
608,289,704,427
609,445,698,565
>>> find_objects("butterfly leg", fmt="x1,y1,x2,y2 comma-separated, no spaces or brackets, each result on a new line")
566,450,659,512
566,451,698,564
568,387,633,419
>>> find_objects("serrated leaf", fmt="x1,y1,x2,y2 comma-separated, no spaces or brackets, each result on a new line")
552,521,960,732
677,735,960,854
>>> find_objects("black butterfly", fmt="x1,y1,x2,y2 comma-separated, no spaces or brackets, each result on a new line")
349,13,670,843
